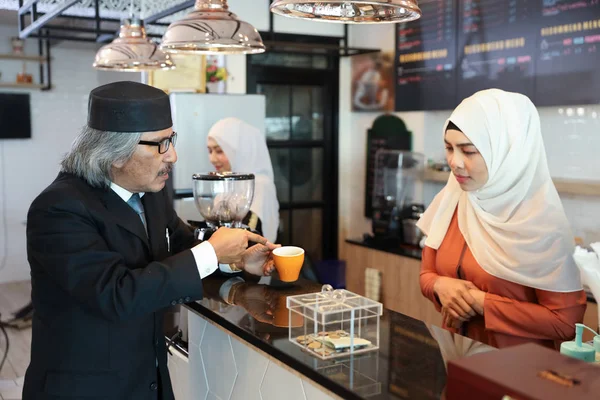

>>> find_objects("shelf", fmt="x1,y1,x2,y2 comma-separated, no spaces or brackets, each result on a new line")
0,53,46,62
0,83,46,89
423,169,600,197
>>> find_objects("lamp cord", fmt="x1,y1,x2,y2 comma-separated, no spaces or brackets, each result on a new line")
0,315,8,376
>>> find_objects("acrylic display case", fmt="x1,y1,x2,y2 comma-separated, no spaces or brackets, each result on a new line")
287,285,383,360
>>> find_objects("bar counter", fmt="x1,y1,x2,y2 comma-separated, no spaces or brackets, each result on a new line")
170,274,496,400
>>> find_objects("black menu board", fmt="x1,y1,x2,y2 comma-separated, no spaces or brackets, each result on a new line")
535,0,600,105
395,0,458,111
394,0,600,109
457,0,539,101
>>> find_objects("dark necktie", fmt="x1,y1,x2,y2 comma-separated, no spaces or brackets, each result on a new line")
127,193,147,235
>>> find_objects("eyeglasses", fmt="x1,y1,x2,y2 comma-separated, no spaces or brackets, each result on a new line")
138,132,177,154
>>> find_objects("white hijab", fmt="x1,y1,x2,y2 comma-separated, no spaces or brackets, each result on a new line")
208,117,280,243
417,89,582,292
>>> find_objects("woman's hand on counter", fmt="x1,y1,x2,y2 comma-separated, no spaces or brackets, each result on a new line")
433,277,478,321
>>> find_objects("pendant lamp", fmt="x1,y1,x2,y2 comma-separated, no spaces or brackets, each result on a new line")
270,0,421,23
160,0,265,54
93,17,175,71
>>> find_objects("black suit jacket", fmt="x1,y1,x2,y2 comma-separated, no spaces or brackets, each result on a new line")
23,172,203,400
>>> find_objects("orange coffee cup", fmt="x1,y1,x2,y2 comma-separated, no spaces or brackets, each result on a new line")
273,246,305,282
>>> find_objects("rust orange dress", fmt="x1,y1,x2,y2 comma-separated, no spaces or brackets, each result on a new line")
420,210,587,349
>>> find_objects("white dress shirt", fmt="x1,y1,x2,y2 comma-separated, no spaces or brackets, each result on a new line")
110,182,233,279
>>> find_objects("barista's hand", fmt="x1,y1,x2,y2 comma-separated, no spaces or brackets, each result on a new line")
468,289,486,315
442,307,463,330
433,277,478,322
238,242,280,276
208,227,268,265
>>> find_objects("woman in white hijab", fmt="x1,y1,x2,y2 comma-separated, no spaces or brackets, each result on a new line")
418,89,586,349
207,117,280,243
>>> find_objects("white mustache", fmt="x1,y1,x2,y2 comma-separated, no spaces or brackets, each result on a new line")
158,165,173,176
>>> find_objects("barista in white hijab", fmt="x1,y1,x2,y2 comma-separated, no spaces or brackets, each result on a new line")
417,89,581,293
208,117,280,243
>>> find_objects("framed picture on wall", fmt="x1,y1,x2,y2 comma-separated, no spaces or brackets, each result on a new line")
148,54,206,93
351,52,395,112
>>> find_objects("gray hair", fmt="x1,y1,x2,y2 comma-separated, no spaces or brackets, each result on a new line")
61,125,142,188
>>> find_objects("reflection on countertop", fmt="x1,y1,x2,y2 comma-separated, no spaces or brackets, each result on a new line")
184,275,496,399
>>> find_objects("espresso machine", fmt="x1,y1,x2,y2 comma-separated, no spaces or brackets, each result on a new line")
371,150,425,246
191,172,255,240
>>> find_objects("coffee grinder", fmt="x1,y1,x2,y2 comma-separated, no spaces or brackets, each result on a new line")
191,172,255,240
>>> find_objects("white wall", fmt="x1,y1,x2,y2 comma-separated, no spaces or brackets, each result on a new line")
0,23,141,283
338,24,600,253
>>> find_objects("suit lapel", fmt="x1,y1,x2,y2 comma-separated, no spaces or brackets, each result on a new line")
100,189,150,249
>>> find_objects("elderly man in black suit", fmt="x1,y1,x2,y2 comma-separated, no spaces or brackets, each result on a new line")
23,81,277,400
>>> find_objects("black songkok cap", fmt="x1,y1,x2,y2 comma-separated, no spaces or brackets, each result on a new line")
87,81,172,132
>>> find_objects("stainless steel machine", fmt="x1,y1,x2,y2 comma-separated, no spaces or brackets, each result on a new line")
371,150,425,246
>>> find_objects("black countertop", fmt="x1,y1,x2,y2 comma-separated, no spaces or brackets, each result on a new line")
185,275,497,400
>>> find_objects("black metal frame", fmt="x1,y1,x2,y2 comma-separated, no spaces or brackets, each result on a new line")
137,132,177,154
246,40,340,260
28,30,52,91
14,1,53,90
16,0,380,56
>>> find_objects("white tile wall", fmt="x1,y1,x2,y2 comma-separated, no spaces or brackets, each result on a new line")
339,23,600,247
168,347,191,400
183,312,336,400
188,341,209,400
260,361,306,400
338,104,600,245
229,338,269,400
414,106,600,244
199,323,238,399
301,380,336,400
